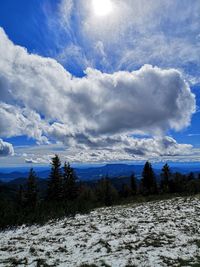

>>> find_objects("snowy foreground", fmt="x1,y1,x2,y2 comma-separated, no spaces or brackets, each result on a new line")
1,197,200,267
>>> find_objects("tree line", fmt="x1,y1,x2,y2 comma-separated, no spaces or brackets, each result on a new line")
0,155,200,229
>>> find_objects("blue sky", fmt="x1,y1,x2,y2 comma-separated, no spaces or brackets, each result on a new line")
0,0,200,167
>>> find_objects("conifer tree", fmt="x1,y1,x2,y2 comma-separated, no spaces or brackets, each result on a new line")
47,155,63,201
141,161,157,195
63,162,77,200
160,163,171,193
170,172,186,193
25,168,38,208
96,176,118,206
121,183,132,198
187,172,195,181
104,177,113,206
130,173,137,195
17,185,25,208
78,183,95,203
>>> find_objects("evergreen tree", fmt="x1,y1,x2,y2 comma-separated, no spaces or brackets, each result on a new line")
187,172,195,181
63,162,77,200
130,173,137,195
96,176,118,206
141,161,157,195
170,172,186,193
78,183,95,204
25,168,38,208
160,163,171,193
121,183,132,198
47,155,63,201
17,185,25,207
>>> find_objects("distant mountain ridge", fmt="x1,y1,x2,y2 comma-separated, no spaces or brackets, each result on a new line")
0,164,140,182
0,163,200,182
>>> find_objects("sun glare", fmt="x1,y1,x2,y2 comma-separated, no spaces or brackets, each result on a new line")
92,0,113,17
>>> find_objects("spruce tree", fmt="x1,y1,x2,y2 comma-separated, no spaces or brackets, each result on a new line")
130,173,137,195
160,163,171,193
17,185,25,208
104,177,113,206
121,183,132,198
25,168,38,208
171,172,186,193
63,162,77,200
187,172,195,181
96,176,118,206
47,155,63,201
78,183,95,203
141,161,157,195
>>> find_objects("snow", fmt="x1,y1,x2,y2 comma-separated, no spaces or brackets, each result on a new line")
0,196,200,266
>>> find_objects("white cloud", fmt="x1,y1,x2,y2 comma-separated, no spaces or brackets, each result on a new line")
58,0,74,30
56,44,90,69
25,157,50,164
0,139,14,157
0,27,197,162
188,133,200,137
14,135,193,164
0,103,49,144
53,0,200,81
1,135,199,165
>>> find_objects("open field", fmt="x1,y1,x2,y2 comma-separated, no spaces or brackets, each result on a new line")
1,196,200,267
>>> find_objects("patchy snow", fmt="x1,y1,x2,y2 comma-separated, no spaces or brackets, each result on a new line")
1,197,200,266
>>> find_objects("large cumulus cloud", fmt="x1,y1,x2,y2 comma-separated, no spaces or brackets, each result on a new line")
0,27,196,161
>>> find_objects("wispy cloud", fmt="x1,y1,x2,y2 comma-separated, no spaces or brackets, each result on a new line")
43,0,200,82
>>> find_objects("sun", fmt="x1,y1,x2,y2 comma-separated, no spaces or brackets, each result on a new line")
92,0,113,17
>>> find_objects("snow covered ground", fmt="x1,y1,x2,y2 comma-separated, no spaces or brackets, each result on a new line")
1,196,200,267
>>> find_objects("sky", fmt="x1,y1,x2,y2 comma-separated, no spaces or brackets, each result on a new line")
0,0,200,167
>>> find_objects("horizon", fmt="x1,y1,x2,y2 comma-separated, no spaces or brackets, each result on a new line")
1,161,200,174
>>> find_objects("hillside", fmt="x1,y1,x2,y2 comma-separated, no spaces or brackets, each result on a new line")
0,196,200,266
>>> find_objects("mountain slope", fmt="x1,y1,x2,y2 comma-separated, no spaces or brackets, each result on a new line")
0,196,200,266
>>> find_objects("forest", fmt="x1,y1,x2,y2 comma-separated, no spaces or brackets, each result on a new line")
0,155,200,230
